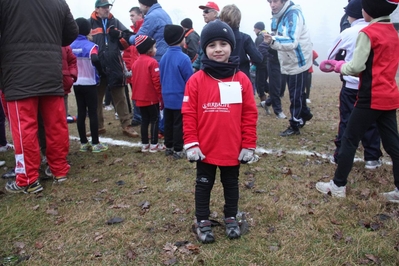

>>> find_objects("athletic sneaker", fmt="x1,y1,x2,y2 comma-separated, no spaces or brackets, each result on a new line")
381,188,399,203
315,180,346,198
173,150,185,160
260,101,271,115
195,220,215,244
141,144,150,153
53,176,67,183
104,105,113,111
80,142,92,152
2,168,15,179
276,112,287,119
0,143,14,152
165,148,174,156
280,126,300,137
365,160,382,170
92,143,108,153
149,143,166,153
224,217,241,239
299,113,313,128
5,180,43,194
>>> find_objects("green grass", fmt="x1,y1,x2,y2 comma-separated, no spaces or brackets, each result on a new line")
1,74,399,265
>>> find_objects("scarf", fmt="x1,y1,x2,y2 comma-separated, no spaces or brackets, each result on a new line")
201,56,240,79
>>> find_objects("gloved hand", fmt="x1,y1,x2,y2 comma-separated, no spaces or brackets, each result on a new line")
108,26,122,39
186,146,206,162
319,60,337,72
238,148,255,164
333,60,345,73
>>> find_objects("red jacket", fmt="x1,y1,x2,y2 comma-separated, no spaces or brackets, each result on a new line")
182,70,258,166
122,20,143,84
131,54,162,106
62,46,77,94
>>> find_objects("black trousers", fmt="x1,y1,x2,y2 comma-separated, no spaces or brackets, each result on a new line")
286,70,311,129
334,108,399,188
266,57,283,115
195,161,240,221
139,103,159,145
255,60,269,98
163,108,183,152
74,85,99,144
333,86,381,161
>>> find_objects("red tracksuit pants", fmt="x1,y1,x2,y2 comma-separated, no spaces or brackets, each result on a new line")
6,96,70,186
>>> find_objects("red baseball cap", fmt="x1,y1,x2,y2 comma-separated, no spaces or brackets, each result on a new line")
199,1,220,11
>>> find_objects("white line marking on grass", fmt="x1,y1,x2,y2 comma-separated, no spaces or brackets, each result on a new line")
69,136,391,165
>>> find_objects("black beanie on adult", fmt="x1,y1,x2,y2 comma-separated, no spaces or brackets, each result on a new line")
138,0,157,7
180,18,193,29
164,24,185,46
345,0,363,19
75,17,91,36
362,0,398,18
200,20,235,52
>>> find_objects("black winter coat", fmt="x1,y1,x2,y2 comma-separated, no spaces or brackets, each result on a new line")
89,12,129,88
0,0,78,101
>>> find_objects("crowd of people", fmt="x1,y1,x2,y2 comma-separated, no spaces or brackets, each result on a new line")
1,0,399,244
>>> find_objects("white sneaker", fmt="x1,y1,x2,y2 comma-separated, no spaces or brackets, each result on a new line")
114,112,119,120
365,159,382,170
149,143,166,153
260,101,271,115
141,144,150,153
0,143,14,152
306,98,311,104
381,188,399,203
315,180,346,198
104,105,114,111
260,101,266,108
276,112,287,119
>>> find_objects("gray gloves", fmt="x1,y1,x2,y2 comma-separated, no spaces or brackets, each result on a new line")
186,146,206,162
238,148,255,164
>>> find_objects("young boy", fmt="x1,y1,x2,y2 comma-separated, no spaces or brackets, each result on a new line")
71,17,108,153
316,0,399,202
131,35,164,153
182,20,258,243
159,24,193,159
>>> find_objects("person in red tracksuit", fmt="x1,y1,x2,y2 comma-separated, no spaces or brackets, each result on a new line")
1,0,78,194
182,20,258,243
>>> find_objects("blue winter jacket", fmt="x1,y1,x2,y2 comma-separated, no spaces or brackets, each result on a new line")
159,46,193,109
129,4,172,61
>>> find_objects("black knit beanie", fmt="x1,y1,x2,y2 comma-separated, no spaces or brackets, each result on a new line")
201,20,235,52
254,22,265,31
180,18,193,29
135,35,156,54
362,0,398,18
138,0,157,7
345,0,363,19
75,17,91,36
164,25,185,46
